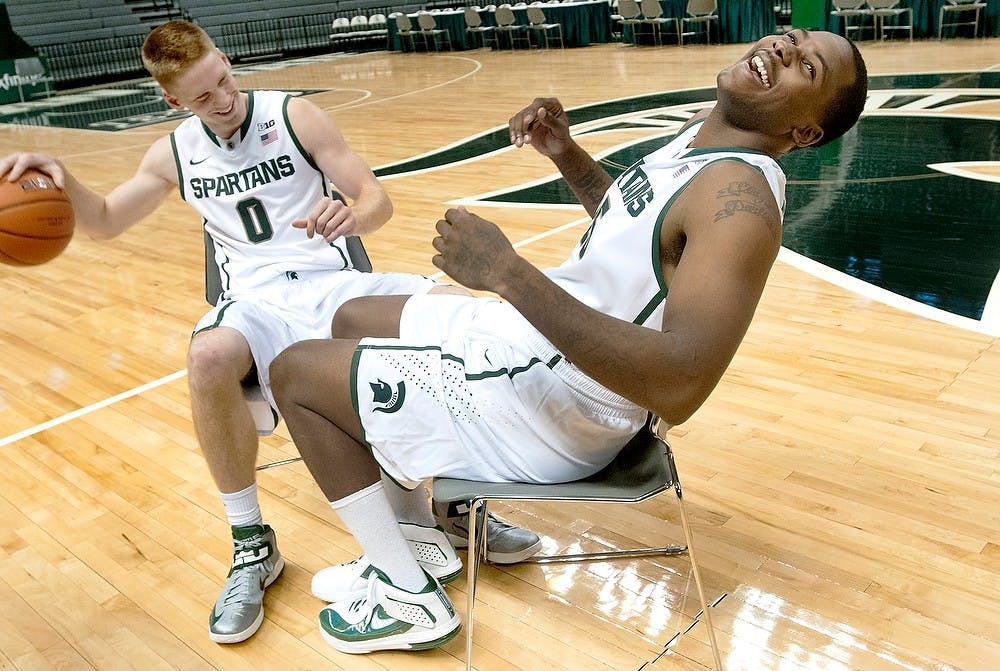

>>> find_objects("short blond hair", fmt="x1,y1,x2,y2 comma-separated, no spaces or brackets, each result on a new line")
141,21,216,87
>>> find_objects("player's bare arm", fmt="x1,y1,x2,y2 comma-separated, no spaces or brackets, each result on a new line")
509,98,613,217
0,140,176,241
286,96,391,240
433,160,780,426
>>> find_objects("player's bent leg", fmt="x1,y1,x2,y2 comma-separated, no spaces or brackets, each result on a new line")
187,327,260,489
269,338,366,448
190,328,286,643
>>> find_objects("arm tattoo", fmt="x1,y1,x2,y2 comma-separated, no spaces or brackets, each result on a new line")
713,180,769,223
555,150,613,213
574,169,613,209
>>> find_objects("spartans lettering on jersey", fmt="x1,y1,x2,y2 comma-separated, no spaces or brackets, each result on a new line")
189,155,295,199
616,162,654,217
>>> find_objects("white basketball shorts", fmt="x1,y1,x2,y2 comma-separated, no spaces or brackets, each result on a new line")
194,268,438,410
351,293,648,488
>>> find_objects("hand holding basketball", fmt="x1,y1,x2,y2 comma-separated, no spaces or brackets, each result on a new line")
0,168,75,266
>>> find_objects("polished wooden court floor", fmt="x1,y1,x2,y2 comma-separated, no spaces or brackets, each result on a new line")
0,34,998,671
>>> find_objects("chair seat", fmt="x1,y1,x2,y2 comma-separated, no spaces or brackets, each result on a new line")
433,424,672,505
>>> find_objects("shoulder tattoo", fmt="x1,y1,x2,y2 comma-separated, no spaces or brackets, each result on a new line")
713,180,772,224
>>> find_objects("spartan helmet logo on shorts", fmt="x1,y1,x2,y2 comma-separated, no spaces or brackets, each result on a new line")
370,379,406,414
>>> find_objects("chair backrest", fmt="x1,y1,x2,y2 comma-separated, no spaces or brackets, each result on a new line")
833,0,867,9
331,17,350,32
395,13,413,31
417,11,438,30
350,14,368,28
686,0,717,15
526,6,548,24
464,7,483,27
495,5,518,26
368,13,387,27
866,0,900,8
618,0,641,19
640,0,663,18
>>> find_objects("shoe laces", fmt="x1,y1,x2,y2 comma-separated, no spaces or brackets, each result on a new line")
233,533,265,554
220,567,256,609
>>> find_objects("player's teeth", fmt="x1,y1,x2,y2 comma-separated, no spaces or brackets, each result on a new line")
752,55,770,88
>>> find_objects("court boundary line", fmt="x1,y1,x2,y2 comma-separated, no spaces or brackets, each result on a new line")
0,370,188,447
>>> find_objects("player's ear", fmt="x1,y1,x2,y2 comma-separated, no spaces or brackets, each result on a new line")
792,124,824,148
161,90,184,111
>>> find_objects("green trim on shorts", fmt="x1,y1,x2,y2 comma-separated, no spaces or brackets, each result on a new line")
192,300,237,337
350,344,367,445
464,353,562,381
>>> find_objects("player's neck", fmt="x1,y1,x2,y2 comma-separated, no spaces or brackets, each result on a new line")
688,112,792,158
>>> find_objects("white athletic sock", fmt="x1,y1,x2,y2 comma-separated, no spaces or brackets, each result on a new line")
380,473,436,527
220,482,263,528
331,482,428,592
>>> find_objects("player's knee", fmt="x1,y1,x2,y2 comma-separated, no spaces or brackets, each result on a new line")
187,332,251,389
268,347,302,404
331,297,368,339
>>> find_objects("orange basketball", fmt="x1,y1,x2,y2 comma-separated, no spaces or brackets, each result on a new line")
0,169,75,266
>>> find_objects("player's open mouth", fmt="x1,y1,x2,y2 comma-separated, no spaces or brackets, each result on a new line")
750,55,771,89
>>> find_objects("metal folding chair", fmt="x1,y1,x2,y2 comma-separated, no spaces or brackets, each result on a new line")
433,415,723,671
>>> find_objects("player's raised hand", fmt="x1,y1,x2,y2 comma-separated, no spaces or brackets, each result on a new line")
508,97,571,157
432,207,519,293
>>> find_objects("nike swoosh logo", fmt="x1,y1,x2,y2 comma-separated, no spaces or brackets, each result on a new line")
189,156,210,165
365,608,398,632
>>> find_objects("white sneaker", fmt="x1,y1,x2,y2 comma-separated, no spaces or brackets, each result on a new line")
311,523,462,603
318,568,461,654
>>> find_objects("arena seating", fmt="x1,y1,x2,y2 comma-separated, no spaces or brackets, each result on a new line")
1,0,405,90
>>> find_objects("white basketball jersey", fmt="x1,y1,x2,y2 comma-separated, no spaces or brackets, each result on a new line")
544,121,786,329
171,90,356,294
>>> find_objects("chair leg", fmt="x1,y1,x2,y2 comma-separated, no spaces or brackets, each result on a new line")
463,499,488,671
668,447,723,671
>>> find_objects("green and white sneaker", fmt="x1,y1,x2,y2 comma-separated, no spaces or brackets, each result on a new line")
433,500,543,564
319,567,461,654
208,524,285,643
311,523,462,603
